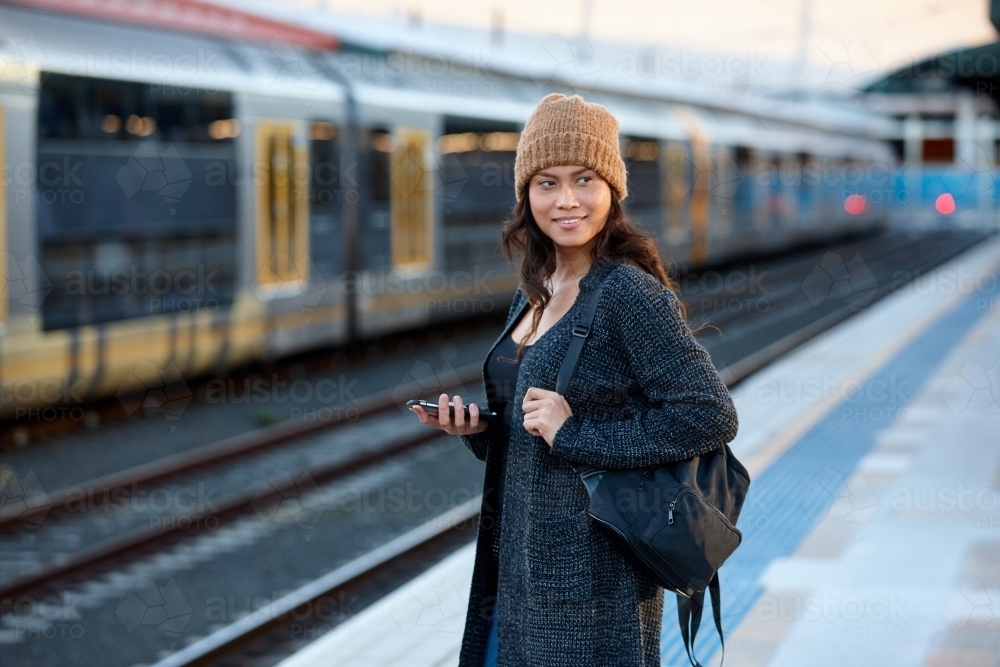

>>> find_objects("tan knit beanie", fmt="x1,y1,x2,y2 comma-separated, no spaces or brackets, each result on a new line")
514,93,628,202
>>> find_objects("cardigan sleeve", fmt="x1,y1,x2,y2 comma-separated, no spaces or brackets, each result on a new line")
458,288,526,462
459,427,496,463
549,268,738,470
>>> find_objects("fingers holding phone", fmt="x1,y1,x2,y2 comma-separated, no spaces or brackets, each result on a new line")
408,393,488,436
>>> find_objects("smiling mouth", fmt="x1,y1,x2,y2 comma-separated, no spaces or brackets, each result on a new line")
553,217,585,227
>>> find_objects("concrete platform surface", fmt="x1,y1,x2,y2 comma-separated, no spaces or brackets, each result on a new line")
277,235,1000,667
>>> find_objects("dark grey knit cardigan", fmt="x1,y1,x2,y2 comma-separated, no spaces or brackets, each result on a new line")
457,254,739,667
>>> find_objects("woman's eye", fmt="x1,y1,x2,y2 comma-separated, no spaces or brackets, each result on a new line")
577,176,592,184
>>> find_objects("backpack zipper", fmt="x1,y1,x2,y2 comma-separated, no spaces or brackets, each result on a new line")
665,488,742,544
686,486,744,544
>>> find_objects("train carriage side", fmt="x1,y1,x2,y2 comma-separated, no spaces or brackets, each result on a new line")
609,102,894,271
0,10,899,419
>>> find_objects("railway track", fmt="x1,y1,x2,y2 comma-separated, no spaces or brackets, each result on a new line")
0,228,991,667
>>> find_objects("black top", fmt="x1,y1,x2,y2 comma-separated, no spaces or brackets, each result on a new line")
484,330,531,519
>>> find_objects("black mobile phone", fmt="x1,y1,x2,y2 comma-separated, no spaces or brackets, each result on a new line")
406,399,499,423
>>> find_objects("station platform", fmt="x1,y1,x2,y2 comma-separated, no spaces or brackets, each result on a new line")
276,235,1000,667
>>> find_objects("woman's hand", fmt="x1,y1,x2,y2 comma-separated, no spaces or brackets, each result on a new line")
522,387,572,447
409,393,488,436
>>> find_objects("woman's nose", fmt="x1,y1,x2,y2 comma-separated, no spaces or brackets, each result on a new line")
556,184,579,208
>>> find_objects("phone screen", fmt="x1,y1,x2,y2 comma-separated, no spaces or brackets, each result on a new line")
407,399,495,421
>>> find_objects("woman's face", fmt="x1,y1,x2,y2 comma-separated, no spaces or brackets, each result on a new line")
527,165,612,252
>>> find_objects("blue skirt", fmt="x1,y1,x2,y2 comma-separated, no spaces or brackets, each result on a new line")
483,602,498,666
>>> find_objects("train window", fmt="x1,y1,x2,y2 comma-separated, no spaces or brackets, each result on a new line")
888,140,905,162
390,129,432,272
38,72,234,142
622,137,662,235
0,104,5,330
370,129,392,203
310,121,343,278
732,146,754,225
256,121,309,286
663,142,689,244
36,73,238,330
755,153,776,232
922,138,954,163
438,117,520,272
711,146,733,238
361,127,392,272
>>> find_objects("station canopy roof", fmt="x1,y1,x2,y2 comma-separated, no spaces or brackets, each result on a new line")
864,0,1000,107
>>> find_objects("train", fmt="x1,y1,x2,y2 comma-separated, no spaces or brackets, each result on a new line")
0,0,900,421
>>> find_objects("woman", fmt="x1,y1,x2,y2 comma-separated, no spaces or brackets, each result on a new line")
409,93,738,666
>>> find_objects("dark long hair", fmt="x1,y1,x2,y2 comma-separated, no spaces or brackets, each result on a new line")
499,189,686,364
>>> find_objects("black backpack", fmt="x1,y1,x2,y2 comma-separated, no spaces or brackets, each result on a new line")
556,275,751,667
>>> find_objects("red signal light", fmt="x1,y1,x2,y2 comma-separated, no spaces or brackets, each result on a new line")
844,194,866,215
935,193,955,215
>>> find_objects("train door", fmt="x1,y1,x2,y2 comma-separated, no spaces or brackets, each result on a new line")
754,151,774,234
779,153,800,230
712,146,734,243
437,118,519,273
622,137,662,238
390,128,433,273
0,103,6,330
663,141,689,247
308,121,343,279
673,109,711,267
255,121,309,288
731,146,755,242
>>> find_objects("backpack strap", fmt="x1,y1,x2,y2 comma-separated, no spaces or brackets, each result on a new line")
555,279,606,396
677,572,725,667
555,278,608,478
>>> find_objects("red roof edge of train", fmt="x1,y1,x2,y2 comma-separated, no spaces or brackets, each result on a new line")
0,0,341,51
